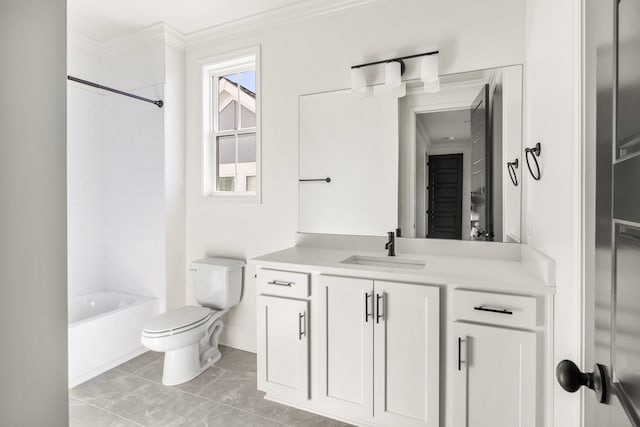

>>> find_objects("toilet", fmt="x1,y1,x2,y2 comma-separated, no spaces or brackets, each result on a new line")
141,257,244,386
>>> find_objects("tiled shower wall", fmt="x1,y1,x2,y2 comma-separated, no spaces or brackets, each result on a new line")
67,84,105,297
67,84,165,303
103,85,165,301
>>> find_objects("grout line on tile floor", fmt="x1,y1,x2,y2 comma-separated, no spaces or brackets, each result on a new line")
71,394,146,427
216,402,289,426
123,369,288,426
73,350,300,427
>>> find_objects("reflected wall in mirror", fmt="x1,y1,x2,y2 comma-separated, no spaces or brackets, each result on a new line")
299,65,522,243
399,65,522,242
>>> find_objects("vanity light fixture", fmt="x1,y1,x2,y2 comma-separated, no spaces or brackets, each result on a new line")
385,61,403,88
350,67,367,93
421,54,440,93
350,50,439,94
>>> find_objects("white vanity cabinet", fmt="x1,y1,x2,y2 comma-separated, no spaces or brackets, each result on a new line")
256,269,310,403
315,275,440,427
451,289,539,427
252,243,553,427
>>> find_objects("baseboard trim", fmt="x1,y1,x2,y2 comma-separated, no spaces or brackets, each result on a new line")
68,346,148,388
220,323,256,353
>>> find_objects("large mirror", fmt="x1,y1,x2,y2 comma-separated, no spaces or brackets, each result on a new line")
299,65,522,242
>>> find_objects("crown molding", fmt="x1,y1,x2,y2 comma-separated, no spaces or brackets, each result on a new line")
163,24,186,51
68,29,103,55
102,23,167,55
185,0,377,48
70,0,375,55
69,1,375,54
70,23,186,57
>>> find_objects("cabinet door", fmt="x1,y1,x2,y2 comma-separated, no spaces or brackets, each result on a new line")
452,322,537,427
316,275,374,421
257,295,309,402
373,281,440,427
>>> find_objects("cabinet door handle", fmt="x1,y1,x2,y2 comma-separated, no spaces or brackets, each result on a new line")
365,293,372,322
298,312,306,340
458,337,465,371
473,305,513,315
376,293,384,324
268,280,294,287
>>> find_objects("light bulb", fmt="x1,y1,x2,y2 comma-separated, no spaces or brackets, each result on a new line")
385,61,402,88
421,54,440,93
350,67,366,93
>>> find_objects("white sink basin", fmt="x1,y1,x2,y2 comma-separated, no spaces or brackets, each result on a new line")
340,255,426,270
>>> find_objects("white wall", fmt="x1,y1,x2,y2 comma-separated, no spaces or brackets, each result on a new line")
99,33,168,305
502,67,523,242
185,0,527,351
0,0,68,425
102,86,166,305
415,119,432,238
164,38,187,310
68,26,186,311
67,84,105,297
523,0,583,426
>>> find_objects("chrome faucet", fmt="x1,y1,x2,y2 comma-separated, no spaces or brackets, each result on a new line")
385,231,396,257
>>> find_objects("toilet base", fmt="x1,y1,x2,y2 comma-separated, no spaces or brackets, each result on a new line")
162,345,222,386
159,317,225,386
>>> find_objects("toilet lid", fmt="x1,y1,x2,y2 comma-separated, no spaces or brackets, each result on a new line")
143,306,212,334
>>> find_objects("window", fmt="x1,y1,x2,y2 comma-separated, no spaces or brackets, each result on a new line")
203,48,260,199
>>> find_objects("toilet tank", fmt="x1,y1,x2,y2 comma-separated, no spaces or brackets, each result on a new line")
191,257,245,309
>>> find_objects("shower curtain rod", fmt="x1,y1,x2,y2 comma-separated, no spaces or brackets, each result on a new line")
67,76,164,108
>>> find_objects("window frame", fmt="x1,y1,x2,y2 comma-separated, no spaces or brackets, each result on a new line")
201,46,261,202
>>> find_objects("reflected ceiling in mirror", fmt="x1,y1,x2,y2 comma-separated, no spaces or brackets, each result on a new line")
299,65,523,243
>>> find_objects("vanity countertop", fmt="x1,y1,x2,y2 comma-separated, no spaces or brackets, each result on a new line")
251,243,555,295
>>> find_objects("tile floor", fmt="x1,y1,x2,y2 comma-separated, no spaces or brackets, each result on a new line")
70,346,354,427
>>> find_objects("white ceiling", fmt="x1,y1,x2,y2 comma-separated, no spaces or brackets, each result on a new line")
68,0,311,42
417,109,472,144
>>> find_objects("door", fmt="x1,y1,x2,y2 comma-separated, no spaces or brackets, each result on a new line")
566,0,640,425
257,295,309,402
317,275,374,421
609,0,640,422
427,154,463,239
453,322,537,427
470,84,491,239
373,281,440,427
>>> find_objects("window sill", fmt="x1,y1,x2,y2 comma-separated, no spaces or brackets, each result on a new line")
201,193,262,204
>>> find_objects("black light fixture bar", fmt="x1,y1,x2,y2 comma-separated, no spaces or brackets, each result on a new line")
67,75,164,108
351,50,439,69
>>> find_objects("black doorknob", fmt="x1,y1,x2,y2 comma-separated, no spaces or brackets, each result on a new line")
556,359,608,403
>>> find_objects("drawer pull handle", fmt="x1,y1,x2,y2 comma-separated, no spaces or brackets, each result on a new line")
458,337,466,371
365,293,372,322
268,280,294,287
298,312,306,340
376,293,384,324
473,305,513,315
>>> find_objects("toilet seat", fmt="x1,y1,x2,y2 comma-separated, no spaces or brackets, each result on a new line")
142,306,213,338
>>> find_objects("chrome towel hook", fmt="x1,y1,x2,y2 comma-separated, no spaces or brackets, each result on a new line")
507,158,519,186
525,142,542,181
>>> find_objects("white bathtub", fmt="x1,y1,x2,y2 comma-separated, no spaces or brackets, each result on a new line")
68,291,158,387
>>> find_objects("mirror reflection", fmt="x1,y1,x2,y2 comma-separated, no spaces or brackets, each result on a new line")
299,65,522,243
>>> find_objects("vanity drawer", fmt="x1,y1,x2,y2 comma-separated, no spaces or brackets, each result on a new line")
257,268,310,299
452,289,538,329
